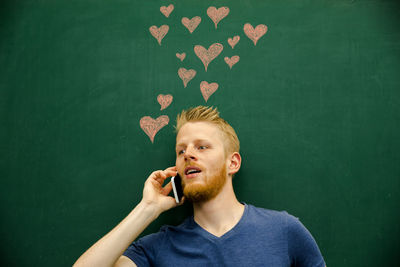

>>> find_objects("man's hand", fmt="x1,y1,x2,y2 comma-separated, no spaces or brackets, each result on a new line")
141,166,184,216
73,166,185,267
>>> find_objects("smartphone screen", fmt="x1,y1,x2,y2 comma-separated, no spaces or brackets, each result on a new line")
171,174,184,203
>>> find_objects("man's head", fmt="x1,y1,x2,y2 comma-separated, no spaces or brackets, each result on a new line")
174,106,241,202
175,106,240,156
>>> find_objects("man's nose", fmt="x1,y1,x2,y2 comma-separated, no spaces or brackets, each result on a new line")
184,146,197,160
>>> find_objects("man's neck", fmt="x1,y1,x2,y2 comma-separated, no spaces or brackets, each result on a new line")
192,179,245,237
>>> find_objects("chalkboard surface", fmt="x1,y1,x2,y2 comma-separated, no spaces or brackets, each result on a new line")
1,0,399,266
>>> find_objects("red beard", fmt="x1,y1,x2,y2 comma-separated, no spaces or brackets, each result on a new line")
182,164,227,203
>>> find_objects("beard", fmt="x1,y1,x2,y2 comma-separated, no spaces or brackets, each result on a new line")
182,164,227,203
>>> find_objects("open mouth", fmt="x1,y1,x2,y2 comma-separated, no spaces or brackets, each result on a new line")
184,166,202,176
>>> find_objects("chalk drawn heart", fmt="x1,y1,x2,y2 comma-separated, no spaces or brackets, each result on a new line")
243,23,268,46
176,52,186,61
140,115,169,143
157,94,173,110
200,81,219,102
228,36,240,49
182,16,201,33
224,56,240,69
160,4,174,18
207,6,230,29
178,68,196,87
194,43,223,72
149,25,169,45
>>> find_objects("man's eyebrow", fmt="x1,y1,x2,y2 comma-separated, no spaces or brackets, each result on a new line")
175,142,186,149
175,144,184,149
176,139,210,148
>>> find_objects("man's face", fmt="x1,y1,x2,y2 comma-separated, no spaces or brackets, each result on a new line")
175,121,229,202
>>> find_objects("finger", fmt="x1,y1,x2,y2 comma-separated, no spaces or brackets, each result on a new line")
150,170,164,178
164,169,178,179
164,195,180,210
150,168,177,186
165,166,177,171
159,170,177,185
152,170,167,182
164,167,177,177
178,196,186,206
161,181,173,196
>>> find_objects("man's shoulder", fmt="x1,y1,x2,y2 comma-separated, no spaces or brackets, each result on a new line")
246,203,291,218
158,216,194,233
245,203,298,226
136,216,193,247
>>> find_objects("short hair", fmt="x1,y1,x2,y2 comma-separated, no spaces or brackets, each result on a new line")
175,106,240,154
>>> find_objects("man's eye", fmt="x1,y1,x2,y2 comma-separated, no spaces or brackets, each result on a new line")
198,146,207,150
178,150,185,155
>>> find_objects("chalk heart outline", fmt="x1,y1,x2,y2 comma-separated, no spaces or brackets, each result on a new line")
224,55,240,69
149,25,169,45
194,43,223,72
157,94,173,110
243,23,268,46
140,115,169,143
160,4,174,18
228,36,240,49
176,52,186,61
182,16,201,33
200,81,219,102
178,68,196,87
207,6,230,28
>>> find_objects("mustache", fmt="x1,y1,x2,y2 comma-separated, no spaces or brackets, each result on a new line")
184,161,204,170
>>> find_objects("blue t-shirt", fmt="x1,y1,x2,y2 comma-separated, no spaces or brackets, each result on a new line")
123,203,325,267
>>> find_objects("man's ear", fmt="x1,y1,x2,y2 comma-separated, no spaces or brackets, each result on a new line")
227,152,241,176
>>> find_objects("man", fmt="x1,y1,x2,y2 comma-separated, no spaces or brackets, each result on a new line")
74,106,326,267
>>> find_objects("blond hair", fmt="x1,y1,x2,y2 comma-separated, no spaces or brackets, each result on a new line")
175,106,240,154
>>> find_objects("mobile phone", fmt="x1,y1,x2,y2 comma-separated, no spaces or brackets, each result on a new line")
171,174,184,203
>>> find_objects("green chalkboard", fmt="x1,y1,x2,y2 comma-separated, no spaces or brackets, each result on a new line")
1,0,399,266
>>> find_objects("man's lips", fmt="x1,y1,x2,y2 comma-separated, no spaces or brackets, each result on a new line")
184,166,202,174
184,166,202,178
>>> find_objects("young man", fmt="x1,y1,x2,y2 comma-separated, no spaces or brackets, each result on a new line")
74,106,326,267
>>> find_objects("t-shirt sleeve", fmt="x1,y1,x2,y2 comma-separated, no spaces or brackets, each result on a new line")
286,214,326,267
123,231,165,267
